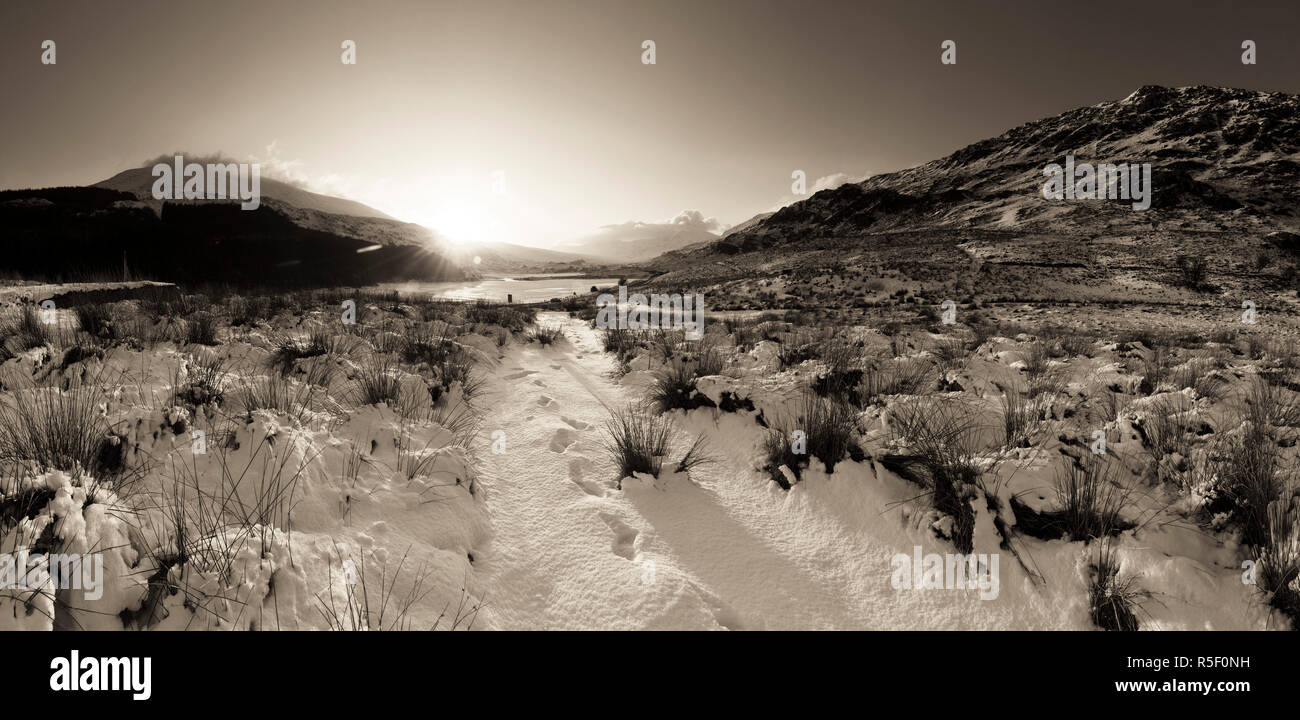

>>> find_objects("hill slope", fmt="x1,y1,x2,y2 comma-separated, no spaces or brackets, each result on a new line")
644,86,1300,308
714,85,1299,253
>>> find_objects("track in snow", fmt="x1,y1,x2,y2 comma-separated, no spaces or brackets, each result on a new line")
472,312,1066,630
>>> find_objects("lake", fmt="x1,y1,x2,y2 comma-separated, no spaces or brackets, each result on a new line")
376,276,625,304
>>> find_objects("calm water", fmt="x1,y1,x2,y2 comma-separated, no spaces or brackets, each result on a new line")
377,276,624,303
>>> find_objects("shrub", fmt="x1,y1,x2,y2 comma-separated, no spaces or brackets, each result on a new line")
58,341,105,370
1255,498,1300,627
819,339,861,377
648,346,723,413
271,326,348,374
930,334,971,375
602,405,671,482
886,397,992,552
1089,540,1146,631
315,547,439,631
999,391,1044,449
777,339,820,369
240,373,315,420
5,305,53,352
1217,424,1284,548
1021,342,1064,397
601,327,643,365
182,311,219,346
401,324,480,402
74,303,115,338
1175,254,1209,291
1245,376,1300,431
131,433,316,627
0,383,115,482
649,358,705,413
1138,395,1193,478
175,351,229,408
227,295,270,326
464,301,534,332
114,314,166,350
649,329,685,361
1055,331,1096,358
1049,459,1133,541
674,434,714,475
528,325,564,346
762,391,859,488
351,354,405,407
856,357,933,406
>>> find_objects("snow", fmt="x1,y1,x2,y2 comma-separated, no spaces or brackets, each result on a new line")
468,313,1277,630
1,306,1284,630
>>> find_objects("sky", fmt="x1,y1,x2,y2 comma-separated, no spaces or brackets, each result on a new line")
2,0,1298,248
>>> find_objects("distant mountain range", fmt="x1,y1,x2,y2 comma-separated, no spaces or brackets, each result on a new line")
1,156,651,284
441,241,601,272
556,210,726,261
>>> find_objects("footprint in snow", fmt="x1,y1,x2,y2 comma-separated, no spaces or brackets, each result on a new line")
537,395,554,407
560,415,590,430
567,458,605,497
548,428,579,453
505,370,537,380
597,512,639,560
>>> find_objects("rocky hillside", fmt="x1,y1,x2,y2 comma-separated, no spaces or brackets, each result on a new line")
714,86,1299,253
644,86,1300,307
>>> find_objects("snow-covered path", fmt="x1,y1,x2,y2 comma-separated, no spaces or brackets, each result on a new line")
471,312,1080,630
471,312,733,629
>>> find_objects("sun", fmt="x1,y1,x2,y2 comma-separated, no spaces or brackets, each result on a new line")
400,197,507,248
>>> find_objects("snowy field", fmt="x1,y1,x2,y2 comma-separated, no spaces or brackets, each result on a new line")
1,292,1296,631
474,312,1282,630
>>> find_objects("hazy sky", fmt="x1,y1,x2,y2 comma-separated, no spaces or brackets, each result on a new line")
3,0,1298,247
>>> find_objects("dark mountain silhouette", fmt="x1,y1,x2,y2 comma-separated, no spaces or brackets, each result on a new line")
0,162,464,287
95,162,399,219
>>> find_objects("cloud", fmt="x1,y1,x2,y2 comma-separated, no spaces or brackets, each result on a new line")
141,151,239,168
665,209,726,233
558,209,727,260
762,171,868,212
810,172,862,193
141,143,359,199
248,141,357,198
593,208,726,236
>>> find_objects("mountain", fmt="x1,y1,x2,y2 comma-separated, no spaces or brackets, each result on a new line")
441,241,601,272
645,86,1300,303
0,160,464,286
714,86,1298,252
720,211,773,239
95,164,397,220
558,210,725,261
